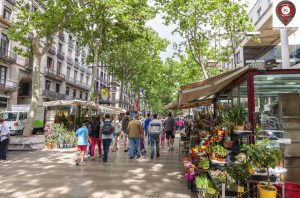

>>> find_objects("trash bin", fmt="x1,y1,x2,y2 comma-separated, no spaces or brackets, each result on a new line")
275,182,300,197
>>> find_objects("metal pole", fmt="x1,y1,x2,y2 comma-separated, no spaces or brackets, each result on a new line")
280,29,290,69
247,71,255,144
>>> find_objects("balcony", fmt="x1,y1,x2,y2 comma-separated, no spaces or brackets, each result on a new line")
65,77,90,91
82,51,87,58
42,90,66,100
57,51,65,60
44,67,65,81
24,58,33,70
0,79,18,92
47,46,56,55
68,42,74,48
5,0,15,5
74,61,80,68
0,49,17,64
58,32,64,41
67,56,73,65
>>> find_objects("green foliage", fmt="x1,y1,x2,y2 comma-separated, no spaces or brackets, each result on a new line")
243,139,282,186
222,105,247,126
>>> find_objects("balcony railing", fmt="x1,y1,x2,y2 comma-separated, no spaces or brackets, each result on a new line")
0,49,17,63
5,0,16,5
44,67,65,81
24,58,33,70
82,51,87,57
68,42,74,48
65,76,90,90
67,56,73,64
58,32,64,41
42,90,66,100
48,46,56,55
74,61,80,67
0,79,18,91
57,51,65,60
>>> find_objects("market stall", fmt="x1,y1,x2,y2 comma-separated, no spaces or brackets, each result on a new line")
174,67,300,198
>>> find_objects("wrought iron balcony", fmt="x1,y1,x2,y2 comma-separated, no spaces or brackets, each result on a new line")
47,46,56,55
5,0,15,5
67,56,73,64
65,76,90,91
68,42,74,48
74,61,80,68
0,49,17,63
57,51,65,60
44,67,65,81
58,32,65,41
42,90,66,100
0,79,18,92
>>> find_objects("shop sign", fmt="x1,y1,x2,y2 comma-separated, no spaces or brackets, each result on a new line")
101,87,109,101
273,0,299,28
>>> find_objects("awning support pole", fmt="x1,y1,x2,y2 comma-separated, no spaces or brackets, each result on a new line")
247,71,255,144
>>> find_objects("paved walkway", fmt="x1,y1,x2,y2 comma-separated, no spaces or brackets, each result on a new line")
0,135,193,198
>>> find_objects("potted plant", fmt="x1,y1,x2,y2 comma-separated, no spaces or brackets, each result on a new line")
243,140,282,198
198,157,210,170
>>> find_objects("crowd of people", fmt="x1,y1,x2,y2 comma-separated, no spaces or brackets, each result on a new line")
74,111,183,165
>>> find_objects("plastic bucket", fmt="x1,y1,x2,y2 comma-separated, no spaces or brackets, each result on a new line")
258,184,277,198
275,182,300,197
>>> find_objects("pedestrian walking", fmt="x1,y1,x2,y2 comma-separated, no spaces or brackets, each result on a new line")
144,113,152,145
163,112,176,151
161,128,166,147
75,121,90,165
127,114,143,159
89,115,102,159
100,114,115,162
112,115,122,152
177,118,184,131
121,111,131,152
0,118,10,160
148,114,162,159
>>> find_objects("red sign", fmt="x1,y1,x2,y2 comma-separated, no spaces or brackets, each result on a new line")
276,1,296,26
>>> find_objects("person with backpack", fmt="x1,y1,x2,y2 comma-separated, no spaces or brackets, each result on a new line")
148,114,163,159
89,115,102,160
100,114,115,162
127,114,143,159
121,111,131,152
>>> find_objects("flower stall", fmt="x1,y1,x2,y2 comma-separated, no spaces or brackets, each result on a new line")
176,67,300,198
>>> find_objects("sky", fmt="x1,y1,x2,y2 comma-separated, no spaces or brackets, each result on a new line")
147,0,258,60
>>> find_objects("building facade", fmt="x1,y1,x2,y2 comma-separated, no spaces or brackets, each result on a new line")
0,0,134,111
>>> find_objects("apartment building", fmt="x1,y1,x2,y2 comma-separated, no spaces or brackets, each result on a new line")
0,0,133,111
224,0,300,70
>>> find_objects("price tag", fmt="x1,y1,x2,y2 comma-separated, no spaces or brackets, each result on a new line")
238,186,244,193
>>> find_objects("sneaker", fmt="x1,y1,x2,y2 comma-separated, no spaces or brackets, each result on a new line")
75,160,79,166
91,157,95,160
150,156,154,159
124,149,128,152
129,156,134,159
137,156,142,159
157,154,160,157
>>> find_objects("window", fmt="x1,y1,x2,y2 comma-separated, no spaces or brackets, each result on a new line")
67,67,71,77
97,68,100,77
56,83,60,93
45,80,51,91
85,92,88,100
111,93,116,101
21,82,30,96
47,57,53,68
86,76,89,85
95,81,99,92
80,73,84,82
32,6,38,12
66,87,70,95
0,66,7,85
57,62,62,74
257,7,262,18
101,71,104,78
58,43,63,53
236,51,241,64
0,34,9,54
74,70,78,79
69,35,73,43
79,91,83,99
3,7,12,21
73,89,76,98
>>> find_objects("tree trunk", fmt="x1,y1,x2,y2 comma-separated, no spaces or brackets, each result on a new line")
200,63,209,79
90,45,99,101
119,79,124,108
23,55,42,136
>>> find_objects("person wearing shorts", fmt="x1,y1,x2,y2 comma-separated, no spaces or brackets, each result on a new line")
75,122,89,165
163,112,176,151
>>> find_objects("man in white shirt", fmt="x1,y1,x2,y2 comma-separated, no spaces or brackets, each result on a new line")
148,114,162,159
0,118,10,160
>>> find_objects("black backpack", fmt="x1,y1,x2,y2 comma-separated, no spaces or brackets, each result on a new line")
102,120,113,135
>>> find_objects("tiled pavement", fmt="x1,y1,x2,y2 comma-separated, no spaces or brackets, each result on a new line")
0,136,194,198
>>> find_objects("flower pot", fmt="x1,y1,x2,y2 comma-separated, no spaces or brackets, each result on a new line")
258,184,277,198
217,157,226,162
